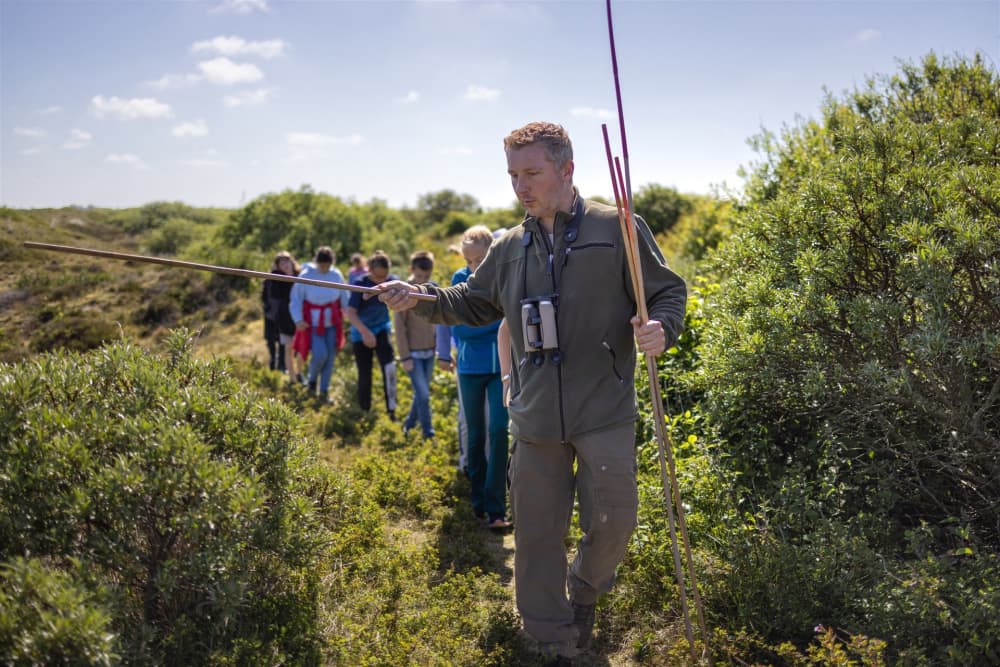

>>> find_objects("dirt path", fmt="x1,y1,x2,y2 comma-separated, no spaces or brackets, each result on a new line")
487,528,634,666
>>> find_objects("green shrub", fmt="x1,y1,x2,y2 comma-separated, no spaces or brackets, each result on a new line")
0,330,330,664
438,210,475,237
30,311,121,354
109,202,214,234
145,217,199,255
703,52,1000,538
221,185,363,262
632,184,693,236
0,557,117,666
866,524,1000,665
686,53,999,661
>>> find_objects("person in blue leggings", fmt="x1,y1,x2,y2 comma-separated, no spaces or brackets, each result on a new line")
452,225,510,530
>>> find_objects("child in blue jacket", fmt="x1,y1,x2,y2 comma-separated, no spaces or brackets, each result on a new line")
452,226,510,529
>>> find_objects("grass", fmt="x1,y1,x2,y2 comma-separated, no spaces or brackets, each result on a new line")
0,206,690,665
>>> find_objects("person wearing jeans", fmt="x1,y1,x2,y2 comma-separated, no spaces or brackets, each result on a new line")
289,246,348,401
394,251,440,438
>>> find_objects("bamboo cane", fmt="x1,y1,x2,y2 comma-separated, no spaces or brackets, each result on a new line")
603,127,697,659
22,242,436,302
604,0,711,662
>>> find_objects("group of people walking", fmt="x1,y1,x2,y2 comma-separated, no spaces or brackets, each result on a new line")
262,121,687,666
261,231,512,530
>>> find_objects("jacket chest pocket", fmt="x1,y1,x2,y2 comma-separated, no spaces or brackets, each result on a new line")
559,242,618,293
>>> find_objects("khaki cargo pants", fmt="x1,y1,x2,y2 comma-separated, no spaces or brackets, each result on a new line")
509,421,638,656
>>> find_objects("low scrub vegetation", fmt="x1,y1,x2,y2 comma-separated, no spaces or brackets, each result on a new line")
0,53,996,665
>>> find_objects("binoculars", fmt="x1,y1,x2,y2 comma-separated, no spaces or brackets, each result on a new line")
521,297,558,351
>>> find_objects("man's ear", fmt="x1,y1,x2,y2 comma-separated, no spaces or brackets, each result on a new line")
563,159,575,182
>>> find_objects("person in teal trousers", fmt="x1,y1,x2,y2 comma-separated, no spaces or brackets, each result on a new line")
452,225,510,530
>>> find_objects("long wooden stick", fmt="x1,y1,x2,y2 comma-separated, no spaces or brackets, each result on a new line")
604,1,710,662
22,242,436,301
604,126,696,657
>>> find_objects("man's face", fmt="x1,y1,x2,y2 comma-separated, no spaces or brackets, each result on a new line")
506,143,573,223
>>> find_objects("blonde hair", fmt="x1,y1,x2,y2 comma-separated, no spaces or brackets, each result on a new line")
461,225,494,250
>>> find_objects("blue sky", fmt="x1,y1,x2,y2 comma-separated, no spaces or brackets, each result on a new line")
2,0,997,211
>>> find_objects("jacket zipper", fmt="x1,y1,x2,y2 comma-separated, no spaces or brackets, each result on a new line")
602,340,625,383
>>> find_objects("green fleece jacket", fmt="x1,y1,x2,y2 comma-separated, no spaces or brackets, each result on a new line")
413,196,686,443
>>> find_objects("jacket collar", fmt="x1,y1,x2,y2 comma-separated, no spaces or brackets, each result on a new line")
522,188,583,241
553,190,584,241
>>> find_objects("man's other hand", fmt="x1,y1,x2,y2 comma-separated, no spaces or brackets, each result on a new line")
631,316,666,357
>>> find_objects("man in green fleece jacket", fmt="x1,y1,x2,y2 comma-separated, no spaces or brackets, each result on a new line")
379,121,686,663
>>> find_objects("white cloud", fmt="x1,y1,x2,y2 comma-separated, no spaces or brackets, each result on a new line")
20,146,44,156
211,0,270,14
571,106,615,120
198,57,263,85
106,153,149,169
14,126,46,137
211,0,268,14
39,105,63,115
173,119,209,138
395,90,420,105
192,35,287,59
91,95,173,120
284,132,363,163
286,132,364,147
856,28,881,42
439,146,473,156
62,128,92,149
178,157,229,167
145,72,202,90
464,84,500,102
223,88,272,107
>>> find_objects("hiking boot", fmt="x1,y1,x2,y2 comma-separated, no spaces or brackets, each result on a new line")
572,601,596,648
486,514,511,531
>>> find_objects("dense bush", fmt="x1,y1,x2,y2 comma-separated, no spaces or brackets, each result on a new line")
633,184,693,236
145,217,202,255
221,185,364,262
109,201,217,234
0,557,117,666
29,310,121,353
0,331,331,664
693,53,999,660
